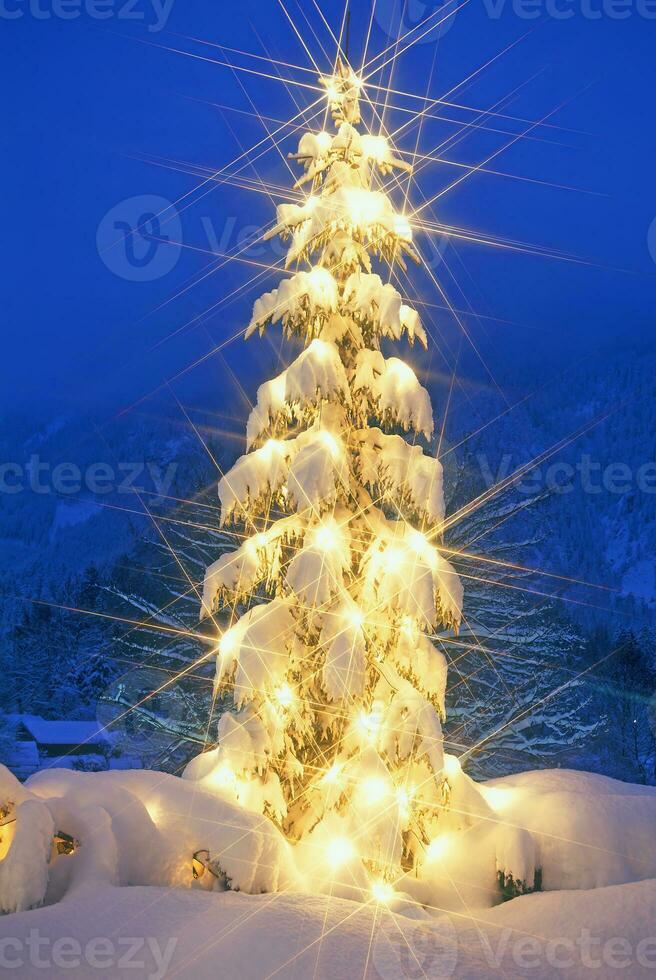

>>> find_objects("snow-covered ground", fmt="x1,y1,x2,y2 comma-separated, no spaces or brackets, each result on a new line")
1,879,655,978
1,765,655,978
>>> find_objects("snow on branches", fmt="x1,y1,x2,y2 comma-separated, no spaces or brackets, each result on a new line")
360,521,462,630
343,273,427,347
246,339,349,447
285,517,351,608
320,598,367,702
196,62,469,895
246,268,426,349
357,427,444,524
265,187,420,270
246,267,339,341
353,350,434,439
290,122,411,191
215,599,295,708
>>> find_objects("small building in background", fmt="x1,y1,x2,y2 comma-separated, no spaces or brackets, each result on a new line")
4,714,109,779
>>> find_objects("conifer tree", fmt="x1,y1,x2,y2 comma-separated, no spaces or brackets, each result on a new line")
194,62,466,885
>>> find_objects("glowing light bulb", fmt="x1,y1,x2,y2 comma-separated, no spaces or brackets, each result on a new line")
325,83,339,100
346,188,383,225
371,881,394,904
362,135,388,163
396,787,413,817
348,609,365,629
209,764,237,792
406,530,437,569
322,762,344,785
218,630,237,658
311,338,330,361
308,266,332,288
314,524,337,551
383,546,404,573
326,837,355,868
393,214,412,239
361,776,388,804
407,529,427,554
262,438,283,458
275,683,294,709
483,786,513,812
426,834,450,862
318,430,340,458
391,360,415,385
245,533,266,557
443,755,461,779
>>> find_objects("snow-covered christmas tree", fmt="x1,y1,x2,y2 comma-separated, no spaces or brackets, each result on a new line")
2,41,656,940
190,60,469,891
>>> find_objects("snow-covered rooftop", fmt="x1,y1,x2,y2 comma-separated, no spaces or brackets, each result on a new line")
10,714,108,747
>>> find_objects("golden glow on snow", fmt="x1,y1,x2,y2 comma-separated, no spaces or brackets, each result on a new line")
0,821,15,862
361,776,388,804
325,837,355,868
371,881,394,904
318,430,340,457
322,762,344,785
313,524,338,551
426,834,451,862
275,683,294,708
218,630,237,658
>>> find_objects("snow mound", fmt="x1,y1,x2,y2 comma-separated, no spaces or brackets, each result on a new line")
1,763,654,930
0,766,296,913
1,879,656,978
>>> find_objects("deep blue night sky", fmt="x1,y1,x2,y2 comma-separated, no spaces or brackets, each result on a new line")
3,0,655,424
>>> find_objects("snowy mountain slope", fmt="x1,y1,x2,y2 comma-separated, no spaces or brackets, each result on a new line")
512,339,656,626
439,389,603,777
1,336,653,782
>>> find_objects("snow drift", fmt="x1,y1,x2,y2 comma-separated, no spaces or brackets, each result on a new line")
1,762,654,917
